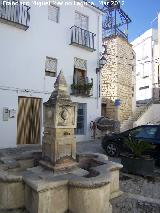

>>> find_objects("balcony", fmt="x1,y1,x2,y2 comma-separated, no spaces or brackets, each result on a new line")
71,78,93,97
116,28,128,40
70,26,96,52
103,28,128,40
0,0,30,30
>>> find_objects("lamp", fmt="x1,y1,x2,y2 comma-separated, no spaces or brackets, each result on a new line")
96,55,107,73
99,56,107,68
102,44,107,55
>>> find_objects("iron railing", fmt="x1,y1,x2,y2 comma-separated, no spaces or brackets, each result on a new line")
0,0,30,30
103,28,128,40
70,26,96,51
116,28,128,40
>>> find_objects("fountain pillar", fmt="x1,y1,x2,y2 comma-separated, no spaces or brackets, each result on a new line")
40,71,77,171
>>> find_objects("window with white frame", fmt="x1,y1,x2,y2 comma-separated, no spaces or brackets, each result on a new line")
48,4,59,23
75,12,88,30
45,57,57,77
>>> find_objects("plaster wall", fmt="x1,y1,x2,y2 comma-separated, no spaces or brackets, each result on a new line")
0,0,103,147
131,28,158,102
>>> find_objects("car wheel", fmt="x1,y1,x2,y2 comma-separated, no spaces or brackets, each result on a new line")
105,142,119,157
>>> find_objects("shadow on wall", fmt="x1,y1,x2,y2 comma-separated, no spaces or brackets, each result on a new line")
101,98,115,120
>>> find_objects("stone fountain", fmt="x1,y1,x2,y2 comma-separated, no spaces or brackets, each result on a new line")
0,72,123,213
40,71,77,171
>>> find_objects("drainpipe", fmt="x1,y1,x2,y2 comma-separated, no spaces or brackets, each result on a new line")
96,14,101,109
158,13,160,78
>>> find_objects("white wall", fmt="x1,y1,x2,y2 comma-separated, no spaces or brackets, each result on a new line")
153,43,159,91
134,104,160,126
132,50,137,112
0,90,18,148
0,0,103,148
131,29,158,102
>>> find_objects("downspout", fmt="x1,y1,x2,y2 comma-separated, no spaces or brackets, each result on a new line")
97,14,100,109
151,35,154,100
158,13,160,100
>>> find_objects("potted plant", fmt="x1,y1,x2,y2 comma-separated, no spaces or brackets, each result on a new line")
84,82,93,96
71,80,93,96
121,136,155,176
71,83,77,94
78,84,85,94
71,83,84,95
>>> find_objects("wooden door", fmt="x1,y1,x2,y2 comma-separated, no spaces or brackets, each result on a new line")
17,97,41,145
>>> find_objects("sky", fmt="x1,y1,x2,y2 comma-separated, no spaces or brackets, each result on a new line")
93,0,160,42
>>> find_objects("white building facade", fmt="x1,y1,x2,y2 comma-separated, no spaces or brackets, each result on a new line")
0,0,103,148
131,28,158,104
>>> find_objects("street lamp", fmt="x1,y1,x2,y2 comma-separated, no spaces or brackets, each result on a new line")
96,55,107,73
100,56,107,67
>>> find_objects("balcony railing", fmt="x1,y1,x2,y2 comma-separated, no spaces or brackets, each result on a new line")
103,28,128,40
116,28,128,40
0,0,30,30
70,26,96,52
71,77,93,97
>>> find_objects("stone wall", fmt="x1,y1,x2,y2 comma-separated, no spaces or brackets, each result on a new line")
101,36,135,123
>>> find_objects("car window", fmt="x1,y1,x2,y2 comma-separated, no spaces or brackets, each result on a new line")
129,127,143,137
132,126,158,139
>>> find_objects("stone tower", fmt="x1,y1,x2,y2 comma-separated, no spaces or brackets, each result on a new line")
41,71,77,171
101,36,135,123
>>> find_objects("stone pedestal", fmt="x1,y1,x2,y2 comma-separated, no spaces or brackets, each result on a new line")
41,71,77,171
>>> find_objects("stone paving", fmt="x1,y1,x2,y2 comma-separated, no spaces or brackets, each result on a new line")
77,139,104,154
111,172,160,213
77,139,121,164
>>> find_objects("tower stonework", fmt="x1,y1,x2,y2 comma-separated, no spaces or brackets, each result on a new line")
41,71,77,171
101,36,135,123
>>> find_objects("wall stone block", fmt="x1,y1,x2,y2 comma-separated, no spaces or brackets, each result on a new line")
101,36,135,123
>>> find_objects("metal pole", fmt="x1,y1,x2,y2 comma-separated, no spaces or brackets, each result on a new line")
115,9,117,36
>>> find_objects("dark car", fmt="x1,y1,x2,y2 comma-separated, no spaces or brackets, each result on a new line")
102,125,160,159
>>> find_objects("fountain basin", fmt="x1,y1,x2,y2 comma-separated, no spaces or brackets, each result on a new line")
0,150,122,213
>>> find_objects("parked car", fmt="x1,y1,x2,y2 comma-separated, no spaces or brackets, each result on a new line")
102,125,160,160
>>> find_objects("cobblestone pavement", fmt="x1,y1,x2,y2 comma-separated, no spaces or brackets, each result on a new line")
112,172,160,213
